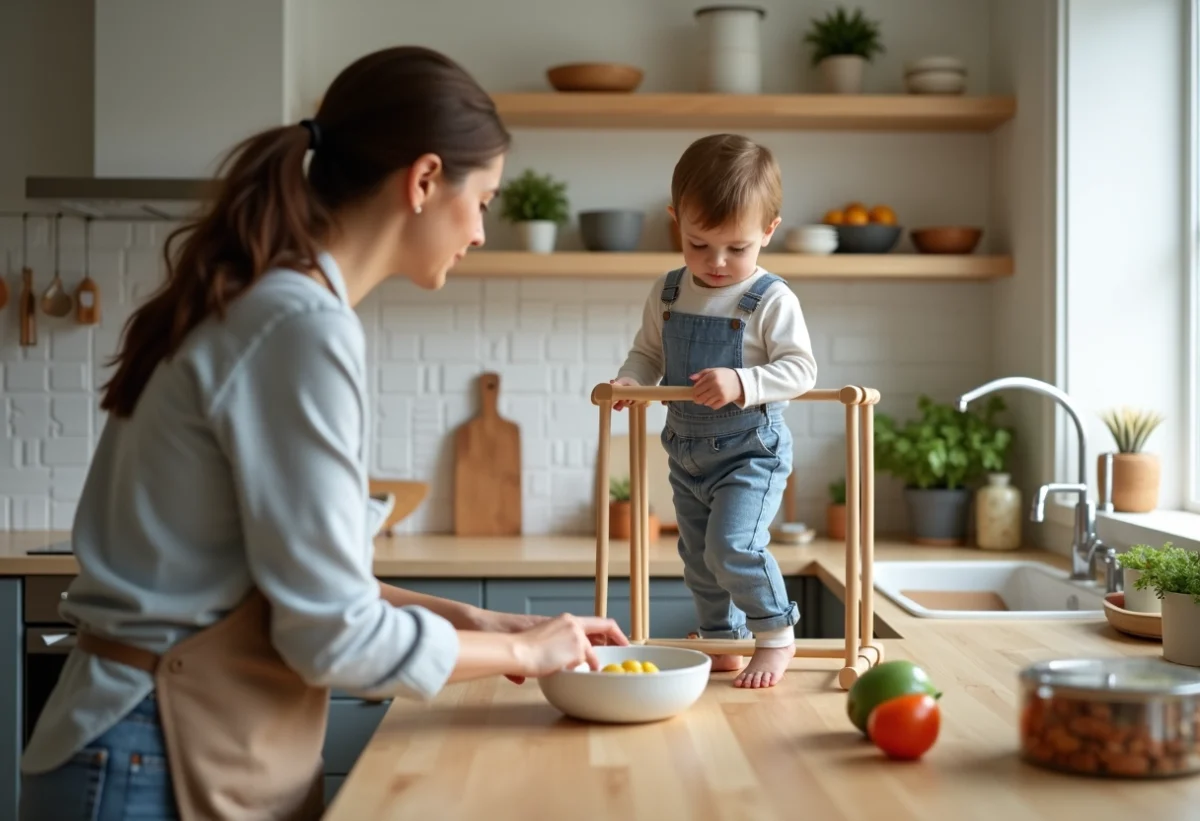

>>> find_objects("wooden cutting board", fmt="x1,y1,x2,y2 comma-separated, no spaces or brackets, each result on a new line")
454,372,521,535
368,479,429,533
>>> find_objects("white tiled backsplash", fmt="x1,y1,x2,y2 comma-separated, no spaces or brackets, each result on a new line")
0,215,994,534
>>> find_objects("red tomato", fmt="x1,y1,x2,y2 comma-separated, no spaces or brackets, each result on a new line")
866,693,941,760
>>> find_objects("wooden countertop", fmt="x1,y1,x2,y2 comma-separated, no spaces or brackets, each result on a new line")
324,539,1198,821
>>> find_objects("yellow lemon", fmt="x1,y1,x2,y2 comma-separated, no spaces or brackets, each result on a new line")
601,663,625,673
641,661,660,673
621,659,644,673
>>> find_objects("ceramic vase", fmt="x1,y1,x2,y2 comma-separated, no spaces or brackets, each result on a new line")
975,473,1021,550
516,220,557,254
1121,568,1162,614
694,5,765,93
1162,592,1200,667
819,55,865,93
1098,452,1160,513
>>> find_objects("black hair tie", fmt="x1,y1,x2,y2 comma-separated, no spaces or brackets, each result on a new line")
299,119,322,151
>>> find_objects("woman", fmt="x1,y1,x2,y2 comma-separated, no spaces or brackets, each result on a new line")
19,45,626,821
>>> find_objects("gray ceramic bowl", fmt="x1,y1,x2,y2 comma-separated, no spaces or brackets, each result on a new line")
833,224,903,254
579,210,644,252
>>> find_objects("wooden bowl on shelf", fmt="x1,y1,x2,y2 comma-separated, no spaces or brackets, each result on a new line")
910,226,983,254
1103,592,1163,640
546,63,644,92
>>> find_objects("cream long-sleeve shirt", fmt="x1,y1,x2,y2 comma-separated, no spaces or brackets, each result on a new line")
22,252,459,775
617,268,819,407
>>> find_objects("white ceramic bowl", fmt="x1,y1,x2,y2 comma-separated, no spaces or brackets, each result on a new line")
785,226,838,254
905,70,966,95
903,56,966,75
537,645,712,724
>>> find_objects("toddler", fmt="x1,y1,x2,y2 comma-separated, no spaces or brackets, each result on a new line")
612,134,818,689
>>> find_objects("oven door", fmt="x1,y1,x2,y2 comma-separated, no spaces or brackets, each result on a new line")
23,628,76,745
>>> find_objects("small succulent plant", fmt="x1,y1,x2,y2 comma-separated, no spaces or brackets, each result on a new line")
1100,406,1164,453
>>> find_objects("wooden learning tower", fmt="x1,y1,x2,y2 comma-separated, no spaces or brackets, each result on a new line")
590,382,884,690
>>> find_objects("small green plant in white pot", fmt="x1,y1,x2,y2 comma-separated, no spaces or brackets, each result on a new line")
1116,543,1167,613
1132,543,1200,666
499,169,570,254
803,6,885,94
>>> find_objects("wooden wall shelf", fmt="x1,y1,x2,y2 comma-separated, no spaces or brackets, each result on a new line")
491,93,1016,132
453,252,1013,280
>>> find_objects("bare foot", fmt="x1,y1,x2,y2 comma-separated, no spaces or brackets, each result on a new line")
733,646,793,689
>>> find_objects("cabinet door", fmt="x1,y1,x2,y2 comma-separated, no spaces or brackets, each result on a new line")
484,578,701,639
0,580,20,821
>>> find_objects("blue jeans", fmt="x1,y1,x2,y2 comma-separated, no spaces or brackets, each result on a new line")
662,411,799,639
20,695,179,821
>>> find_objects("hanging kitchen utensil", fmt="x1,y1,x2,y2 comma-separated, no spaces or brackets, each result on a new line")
18,214,35,347
75,217,99,325
41,214,72,318
453,372,522,536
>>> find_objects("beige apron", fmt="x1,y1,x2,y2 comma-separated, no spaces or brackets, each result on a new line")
77,589,330,820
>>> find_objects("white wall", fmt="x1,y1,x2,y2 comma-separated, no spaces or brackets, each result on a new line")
0,0,1009,535
986,0,1061,549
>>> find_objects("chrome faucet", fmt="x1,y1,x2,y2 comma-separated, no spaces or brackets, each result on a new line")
957,376,1121,594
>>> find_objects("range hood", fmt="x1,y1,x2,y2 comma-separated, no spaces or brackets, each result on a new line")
26,0,287,220
25,176,218,220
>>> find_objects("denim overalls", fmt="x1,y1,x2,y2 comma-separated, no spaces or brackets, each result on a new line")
658,267,800,640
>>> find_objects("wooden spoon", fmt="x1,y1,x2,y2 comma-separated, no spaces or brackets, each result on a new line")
41,216,72,318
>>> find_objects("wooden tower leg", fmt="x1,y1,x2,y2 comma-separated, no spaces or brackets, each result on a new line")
860,401,876,659
636,403,650,640
838,401,862,690
595,401,612,619
629,404,644,643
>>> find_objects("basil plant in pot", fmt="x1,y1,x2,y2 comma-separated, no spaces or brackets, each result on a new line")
874,394,1013,546
499,169,570,254
1130,543,1200,666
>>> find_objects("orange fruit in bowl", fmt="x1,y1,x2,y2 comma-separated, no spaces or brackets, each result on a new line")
869,205,897,225
843,201,866,213
844,205,870,225
823,209,845,225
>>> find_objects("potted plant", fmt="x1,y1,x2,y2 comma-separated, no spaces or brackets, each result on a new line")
827,477,846,540
803,6,885,94
1131,543,1200,666
1098,406,1165,513
499,169,570,254
874,394,1014,546
608,476,660,542
1117,543,1167,614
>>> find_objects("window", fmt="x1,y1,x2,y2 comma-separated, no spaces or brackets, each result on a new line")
1189,0,1200,513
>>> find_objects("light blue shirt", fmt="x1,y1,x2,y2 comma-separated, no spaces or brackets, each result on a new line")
21,253,459,774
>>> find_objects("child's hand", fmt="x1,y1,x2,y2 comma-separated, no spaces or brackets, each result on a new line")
609,377,642,411
689,368,744,409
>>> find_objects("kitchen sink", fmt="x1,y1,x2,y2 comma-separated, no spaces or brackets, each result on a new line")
873,560,1106,619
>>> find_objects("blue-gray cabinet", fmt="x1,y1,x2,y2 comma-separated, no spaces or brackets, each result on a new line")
0,580,21,821
484,578,701,638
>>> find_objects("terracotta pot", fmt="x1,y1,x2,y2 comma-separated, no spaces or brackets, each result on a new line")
826,503,846,540
1098,452,1160,513
607,501,661,541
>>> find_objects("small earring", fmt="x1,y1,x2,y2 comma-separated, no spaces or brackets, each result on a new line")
414,206,422,215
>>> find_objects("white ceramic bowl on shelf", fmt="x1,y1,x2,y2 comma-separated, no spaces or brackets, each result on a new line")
785,225,838,254
537,645,712,724
905,69,966,95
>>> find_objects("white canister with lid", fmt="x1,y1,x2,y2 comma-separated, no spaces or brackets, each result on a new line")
694,5,766,94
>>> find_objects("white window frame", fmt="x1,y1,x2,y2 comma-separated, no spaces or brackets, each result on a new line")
1188,0,1200,513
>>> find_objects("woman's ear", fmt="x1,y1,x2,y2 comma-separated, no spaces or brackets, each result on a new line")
405,153,444,214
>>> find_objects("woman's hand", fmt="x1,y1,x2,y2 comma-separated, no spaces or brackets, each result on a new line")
512,614,630,679
610,377,642,412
